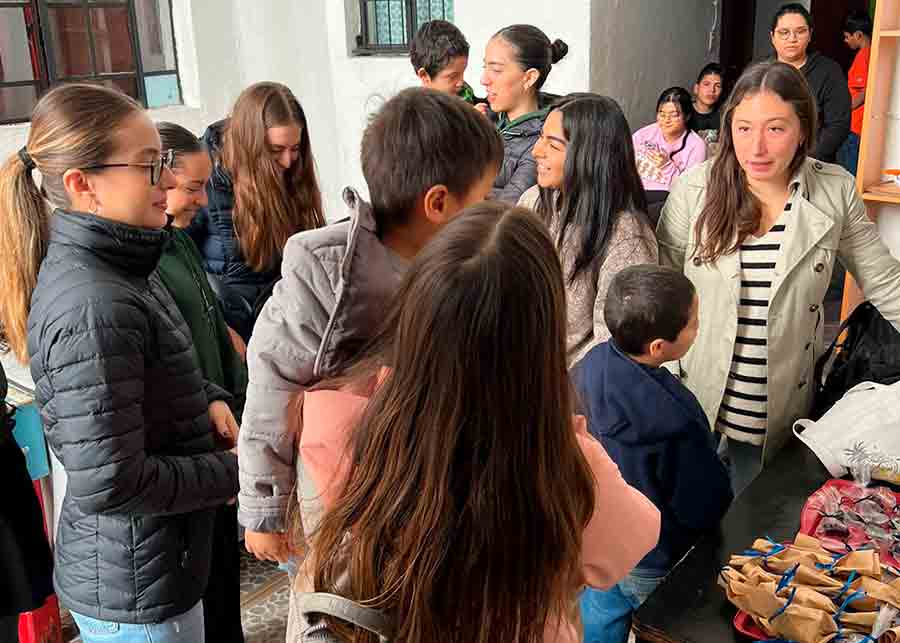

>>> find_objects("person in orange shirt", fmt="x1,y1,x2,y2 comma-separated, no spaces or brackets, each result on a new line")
838,10,873,175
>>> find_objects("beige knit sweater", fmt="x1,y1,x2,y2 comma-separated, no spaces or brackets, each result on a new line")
518,185,659,367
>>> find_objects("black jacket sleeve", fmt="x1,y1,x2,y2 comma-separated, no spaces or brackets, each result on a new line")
813,61,852,162
43,304,238,518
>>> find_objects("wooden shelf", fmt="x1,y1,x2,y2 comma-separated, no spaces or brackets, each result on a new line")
862,191,900,205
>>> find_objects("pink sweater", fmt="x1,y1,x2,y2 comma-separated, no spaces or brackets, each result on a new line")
298,386,661,641
632,123,707,192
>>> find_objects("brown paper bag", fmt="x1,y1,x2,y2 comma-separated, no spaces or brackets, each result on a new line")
879,626,900,643
768,584,837,614
791,565,846,595
724,578,786,617
742,565,781,585
851,576,900,611
834,550,883,579
793,533,840,563
757,603,838,642
836,610,879,633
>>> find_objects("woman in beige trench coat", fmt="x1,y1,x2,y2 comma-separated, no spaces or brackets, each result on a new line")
657,61,900,494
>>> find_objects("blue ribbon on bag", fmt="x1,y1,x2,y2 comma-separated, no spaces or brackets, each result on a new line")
834,571,858,604
770,586,798,622
776,563,800,593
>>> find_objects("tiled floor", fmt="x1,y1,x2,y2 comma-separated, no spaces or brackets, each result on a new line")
63,549,291,643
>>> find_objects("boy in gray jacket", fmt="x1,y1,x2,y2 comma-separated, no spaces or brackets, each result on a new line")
238,88,503,561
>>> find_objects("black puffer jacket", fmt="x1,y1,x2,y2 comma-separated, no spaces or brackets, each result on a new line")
187,121,281,342
27,211,239,624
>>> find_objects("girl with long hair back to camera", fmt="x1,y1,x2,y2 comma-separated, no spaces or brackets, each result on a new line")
289,204,660,643
189,82,325,341
0,84,239,642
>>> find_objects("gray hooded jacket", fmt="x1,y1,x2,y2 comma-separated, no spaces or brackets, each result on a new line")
238,189,408,531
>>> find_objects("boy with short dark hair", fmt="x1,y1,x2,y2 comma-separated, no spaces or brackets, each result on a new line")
410,19,477,103
238,87,503,561
573,265,733,643
839,9,873,175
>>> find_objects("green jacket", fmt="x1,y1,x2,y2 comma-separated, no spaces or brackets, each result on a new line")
156,227,248,421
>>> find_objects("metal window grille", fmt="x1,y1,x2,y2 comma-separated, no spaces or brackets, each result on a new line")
356,0,454,54
0,0,181,124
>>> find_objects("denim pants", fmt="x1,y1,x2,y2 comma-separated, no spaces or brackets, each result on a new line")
580,570,665,643
717,434,764,497
837,132,861,176
71,601,203,643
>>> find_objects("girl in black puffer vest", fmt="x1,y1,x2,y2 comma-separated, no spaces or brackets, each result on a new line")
188,82,325,342
0,84,239,642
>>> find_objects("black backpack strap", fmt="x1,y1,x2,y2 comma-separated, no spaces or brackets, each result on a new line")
297,593,392,642
813,302,871,387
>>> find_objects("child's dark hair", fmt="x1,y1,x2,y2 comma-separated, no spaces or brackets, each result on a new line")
696,62,723,85
410,20,470,78
771,3,813,32
361,87,503,234
843,10,873,37
605,265,696,355
156,121,203,168
493,25,568,91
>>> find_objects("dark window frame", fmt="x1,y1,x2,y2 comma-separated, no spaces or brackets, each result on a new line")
0,0,181,125
354,0,451,56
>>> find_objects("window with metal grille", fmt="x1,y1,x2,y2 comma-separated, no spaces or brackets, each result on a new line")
0,0,180,124
355,0,454,54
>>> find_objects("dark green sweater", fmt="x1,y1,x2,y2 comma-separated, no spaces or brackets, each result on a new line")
156,227,247,420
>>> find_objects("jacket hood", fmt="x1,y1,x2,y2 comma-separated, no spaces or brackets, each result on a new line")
576,342,700,446
49,210,168,278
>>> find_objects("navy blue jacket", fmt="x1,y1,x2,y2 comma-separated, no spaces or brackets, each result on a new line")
573,341,733,573
187,120,280,342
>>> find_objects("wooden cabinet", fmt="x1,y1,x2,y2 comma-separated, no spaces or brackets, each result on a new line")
840,0,900,322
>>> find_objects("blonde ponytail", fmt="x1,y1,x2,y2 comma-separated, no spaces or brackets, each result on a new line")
0,150,49,362
0,83,143,363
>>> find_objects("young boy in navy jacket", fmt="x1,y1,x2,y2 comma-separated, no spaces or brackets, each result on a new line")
573,265,733,643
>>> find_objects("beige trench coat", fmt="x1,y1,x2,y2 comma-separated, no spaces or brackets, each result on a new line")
657,158,900,465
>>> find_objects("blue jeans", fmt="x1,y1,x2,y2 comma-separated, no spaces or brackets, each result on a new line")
71,601,204,643
580,570,665,643
837,132,860,176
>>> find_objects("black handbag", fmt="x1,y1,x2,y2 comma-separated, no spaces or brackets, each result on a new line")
812,301,900,419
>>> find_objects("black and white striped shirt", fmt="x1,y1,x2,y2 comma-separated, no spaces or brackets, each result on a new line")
717,203,791,446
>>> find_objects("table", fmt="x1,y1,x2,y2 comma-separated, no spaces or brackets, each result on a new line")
632,437,829,643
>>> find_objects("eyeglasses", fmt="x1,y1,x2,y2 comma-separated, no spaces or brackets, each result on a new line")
774,27,810,40
657,111,684,122
82,149,175,186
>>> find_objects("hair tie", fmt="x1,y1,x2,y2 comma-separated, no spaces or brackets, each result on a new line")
18,147,36,172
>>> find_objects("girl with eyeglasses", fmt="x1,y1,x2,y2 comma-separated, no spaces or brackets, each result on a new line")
633,87,707,204
0,84,239,643
769,2,850,163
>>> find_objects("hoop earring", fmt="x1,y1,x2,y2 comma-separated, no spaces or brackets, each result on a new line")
90,198,99,215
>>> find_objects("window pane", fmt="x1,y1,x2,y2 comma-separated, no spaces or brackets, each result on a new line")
416,0,453,27
97,75,137,99
91,7,135,73
144,73,179,108
134,0,176,72
0,84,38,122
0,7,40,82
367,0,406,46
48,6,92,76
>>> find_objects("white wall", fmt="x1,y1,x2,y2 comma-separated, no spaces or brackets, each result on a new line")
590,0,721,129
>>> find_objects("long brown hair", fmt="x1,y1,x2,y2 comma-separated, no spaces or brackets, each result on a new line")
221,82,323,271
0,84,142,362
694,61,816,262
310,203,596,643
